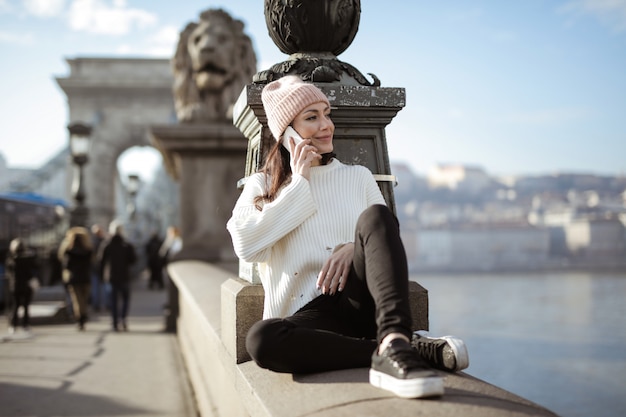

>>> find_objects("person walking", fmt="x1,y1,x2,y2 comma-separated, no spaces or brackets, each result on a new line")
89,224,107,311
158,226,182,268
100,221,137,331
158,226,182,332
5,238,37,334
145,232,164,290
227,76,469,399
59,227,93,331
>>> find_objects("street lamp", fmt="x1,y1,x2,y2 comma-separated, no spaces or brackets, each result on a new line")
68,122,92,227
126,174,140,220
125,174,141,271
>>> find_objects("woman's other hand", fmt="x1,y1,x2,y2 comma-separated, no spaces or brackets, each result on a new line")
317,243,354,295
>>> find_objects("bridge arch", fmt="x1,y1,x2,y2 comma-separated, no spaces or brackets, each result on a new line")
56,57,176,231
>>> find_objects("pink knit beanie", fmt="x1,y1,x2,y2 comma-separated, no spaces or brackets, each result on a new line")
261,75,330,140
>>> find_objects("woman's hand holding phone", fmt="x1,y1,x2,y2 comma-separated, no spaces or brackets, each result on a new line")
283,126,321,180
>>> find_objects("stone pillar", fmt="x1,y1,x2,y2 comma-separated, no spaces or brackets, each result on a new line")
150,124,247,264
146,9,256,267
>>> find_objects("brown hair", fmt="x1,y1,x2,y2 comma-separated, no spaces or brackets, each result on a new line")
66,227,93,251
253,141,292,210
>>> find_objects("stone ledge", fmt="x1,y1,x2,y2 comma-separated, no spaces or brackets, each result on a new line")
168,260,558,417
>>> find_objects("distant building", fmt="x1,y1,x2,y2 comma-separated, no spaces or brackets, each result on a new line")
0,148,71,204
412,224,550,272
392,163,626,271
427,163,491,193
0,154,33,192
565,217,626,263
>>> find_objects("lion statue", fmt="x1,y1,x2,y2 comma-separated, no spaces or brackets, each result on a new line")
172,9,257,123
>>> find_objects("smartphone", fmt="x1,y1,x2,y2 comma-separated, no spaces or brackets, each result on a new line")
282,126,304,153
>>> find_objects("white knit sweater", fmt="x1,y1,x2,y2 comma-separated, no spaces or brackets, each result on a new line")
227,159,386,319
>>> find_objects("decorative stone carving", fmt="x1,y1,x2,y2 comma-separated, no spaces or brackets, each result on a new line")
172,9,257,122
256,0,379,86
265,0,359,55
152,9,256,264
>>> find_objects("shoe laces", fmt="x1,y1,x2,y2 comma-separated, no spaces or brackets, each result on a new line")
414,338,443,365
387,344,428,371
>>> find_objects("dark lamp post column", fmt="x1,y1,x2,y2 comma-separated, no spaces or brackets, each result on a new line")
68,122,92,228
126,174,140,221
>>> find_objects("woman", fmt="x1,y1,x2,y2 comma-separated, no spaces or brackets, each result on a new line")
227,76,469,399
59,227,93,331
5,238,37,334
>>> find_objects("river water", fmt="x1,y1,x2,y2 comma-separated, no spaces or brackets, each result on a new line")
412,271,626,417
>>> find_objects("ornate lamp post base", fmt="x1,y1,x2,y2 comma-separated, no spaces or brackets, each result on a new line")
254,52,380,86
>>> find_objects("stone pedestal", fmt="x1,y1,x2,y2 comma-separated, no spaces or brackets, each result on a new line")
221,277,265,363
150,123,247,263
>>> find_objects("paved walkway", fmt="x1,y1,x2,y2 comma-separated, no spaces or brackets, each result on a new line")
0,279,199,417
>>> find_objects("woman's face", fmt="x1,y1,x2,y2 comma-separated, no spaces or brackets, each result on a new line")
291,101,334,156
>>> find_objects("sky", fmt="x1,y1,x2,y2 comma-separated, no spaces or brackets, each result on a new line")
0,0,625,181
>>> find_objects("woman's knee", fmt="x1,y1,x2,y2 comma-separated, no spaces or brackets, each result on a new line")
246,318,291,370
358,204,398,231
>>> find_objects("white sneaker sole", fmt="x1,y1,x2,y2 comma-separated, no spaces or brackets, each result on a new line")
369,369,444,398
416,330,470,371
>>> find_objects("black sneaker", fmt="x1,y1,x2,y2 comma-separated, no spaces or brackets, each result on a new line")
411,331,469,372
370,338,444,398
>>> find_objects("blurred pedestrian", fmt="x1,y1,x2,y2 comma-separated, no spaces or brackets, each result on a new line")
159,226,182,332
145,232,164,290
100,221,137,331
47,245,63,286
89,224,107,311
55,238,75,321
158,226,182,286
159,226,182,267
5,238,37,334
59,227,93,331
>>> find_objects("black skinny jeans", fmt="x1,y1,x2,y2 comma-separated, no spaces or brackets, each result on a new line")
246,204,412,374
